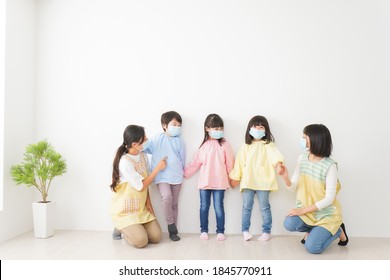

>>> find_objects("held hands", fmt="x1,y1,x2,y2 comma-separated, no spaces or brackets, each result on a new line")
229,179,240,188
277,163,289,179
275,162,285,175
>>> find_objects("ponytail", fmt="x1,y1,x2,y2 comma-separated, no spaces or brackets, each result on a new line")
110,124,146,192
110,143,127,192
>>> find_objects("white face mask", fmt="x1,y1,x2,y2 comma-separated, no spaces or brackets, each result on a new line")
209,129,224,139
249,128,265,140
167,125,182,137
299,138,309,151
135,139,150,152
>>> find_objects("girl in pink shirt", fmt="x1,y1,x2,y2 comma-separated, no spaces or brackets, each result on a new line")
184,114,235,241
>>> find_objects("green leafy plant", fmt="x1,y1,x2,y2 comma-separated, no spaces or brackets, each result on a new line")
10,140,67,202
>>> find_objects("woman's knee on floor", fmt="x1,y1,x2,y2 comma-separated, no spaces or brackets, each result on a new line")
148,229,162,244
145,220,162,244
304,241,324,254
124,233,149,248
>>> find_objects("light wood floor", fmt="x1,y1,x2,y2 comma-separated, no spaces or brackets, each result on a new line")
1,230,390,260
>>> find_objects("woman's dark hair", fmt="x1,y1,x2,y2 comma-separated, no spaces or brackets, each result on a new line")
110,125,145,192
161,111,182,131
200,113,225,147
245,115,274,144
304,124,332,157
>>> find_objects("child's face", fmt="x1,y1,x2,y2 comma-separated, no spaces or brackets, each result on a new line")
132,137,149,151
206,126,223,133
206,126,224,140
163,119,181,131
252,124,266,131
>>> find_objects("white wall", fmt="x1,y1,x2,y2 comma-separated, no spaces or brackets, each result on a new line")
21,0,390,238
0,0,5,211
0,0,36,243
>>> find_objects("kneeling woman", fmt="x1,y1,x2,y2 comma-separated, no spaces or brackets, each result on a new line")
110,125,167,248
279,124,348,254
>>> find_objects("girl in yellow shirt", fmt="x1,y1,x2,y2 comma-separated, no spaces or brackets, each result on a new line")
230,115,284,241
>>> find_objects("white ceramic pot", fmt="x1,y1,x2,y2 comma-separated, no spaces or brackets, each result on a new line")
32,201,55,238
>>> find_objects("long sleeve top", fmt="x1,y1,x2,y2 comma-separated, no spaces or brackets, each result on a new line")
285,152,342,234
111,152,155,229
184,139,235,190
145,132,185,185
118,153,145,191
287,153,339,210
229,140,284,191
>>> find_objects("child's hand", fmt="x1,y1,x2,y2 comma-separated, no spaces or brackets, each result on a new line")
230,179,240,188
276,162,285,175
277,163,289,178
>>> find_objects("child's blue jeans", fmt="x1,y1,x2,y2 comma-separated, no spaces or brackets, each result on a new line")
241,189,272,234
199,189,225,234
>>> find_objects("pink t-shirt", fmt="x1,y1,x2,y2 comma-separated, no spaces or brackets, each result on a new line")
184,139,235,190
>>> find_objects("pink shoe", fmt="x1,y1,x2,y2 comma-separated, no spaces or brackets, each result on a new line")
200,232,209,240
216,233,226,241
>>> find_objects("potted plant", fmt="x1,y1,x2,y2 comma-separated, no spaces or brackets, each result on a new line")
10,139,67,238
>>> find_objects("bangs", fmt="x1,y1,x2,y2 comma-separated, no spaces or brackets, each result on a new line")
252,121,265,127
206,114,224,128
209,118,223,128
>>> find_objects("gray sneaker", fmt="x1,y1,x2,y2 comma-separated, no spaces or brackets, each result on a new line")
112,228,122,240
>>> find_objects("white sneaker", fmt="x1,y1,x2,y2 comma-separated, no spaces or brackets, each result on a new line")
257,233,271,241
216,233,226,241
243,231,253,241
200,232,209,240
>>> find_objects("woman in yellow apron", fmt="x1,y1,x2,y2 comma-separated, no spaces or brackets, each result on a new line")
279,124,348,254
110,125,167,248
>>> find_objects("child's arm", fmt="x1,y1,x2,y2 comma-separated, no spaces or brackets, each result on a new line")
184,149,201,178
224,141,235,174
268,143,285,174
179,138,186,169
228,145,245,188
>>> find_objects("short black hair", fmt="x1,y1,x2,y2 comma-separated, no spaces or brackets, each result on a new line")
304,124,332,157
161,111,182,131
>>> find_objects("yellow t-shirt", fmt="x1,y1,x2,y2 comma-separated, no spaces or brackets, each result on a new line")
229,141,284,191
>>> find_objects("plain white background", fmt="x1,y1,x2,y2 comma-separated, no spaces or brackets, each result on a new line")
1,0,390,243
0,0,5,211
